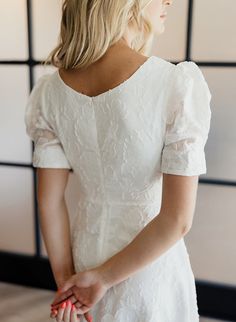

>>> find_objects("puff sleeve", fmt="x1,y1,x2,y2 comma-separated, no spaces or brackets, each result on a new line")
160,61,212,176
24,74,72,169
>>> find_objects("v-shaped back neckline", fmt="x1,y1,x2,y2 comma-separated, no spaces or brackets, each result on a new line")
55,55,157,101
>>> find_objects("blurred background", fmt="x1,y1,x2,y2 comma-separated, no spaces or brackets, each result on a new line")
0,0,235,321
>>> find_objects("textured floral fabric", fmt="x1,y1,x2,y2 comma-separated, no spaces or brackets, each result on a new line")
24,55,212,321
160,61,212,176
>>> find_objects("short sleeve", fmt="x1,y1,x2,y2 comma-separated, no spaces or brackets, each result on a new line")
160,61,212,176
24,74,72,169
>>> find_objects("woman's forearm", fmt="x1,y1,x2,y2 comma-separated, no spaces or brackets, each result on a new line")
38,198,75,288
98,212,189,288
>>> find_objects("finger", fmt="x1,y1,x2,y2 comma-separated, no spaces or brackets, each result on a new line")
69,294,78,305
76,304,91,315
51,288,74,306
50,308,58,319
51,294,78,310
56,301,66,322
71,304,80,322
84,311,93,322
52,288,73,303
74,302,86,314
63,300,72,322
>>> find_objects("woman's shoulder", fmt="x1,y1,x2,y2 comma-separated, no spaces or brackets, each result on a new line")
27,71,64,111
25,72,58,124
172,60,210,93
28,72,54,100
162,59,211,103
155,58,208,83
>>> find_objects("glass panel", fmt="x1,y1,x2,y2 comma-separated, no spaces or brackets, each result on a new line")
154,0,188,61
32,0,63,60
192,0,236,61
0,167,34,254
0,0,28,60
0,65,30,163
185,184,236,286
200,67,236,181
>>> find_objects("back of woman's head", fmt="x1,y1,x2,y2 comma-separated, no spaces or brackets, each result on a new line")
44,0,154,70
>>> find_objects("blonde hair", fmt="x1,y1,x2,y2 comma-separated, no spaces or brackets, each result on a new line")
43,0,154,70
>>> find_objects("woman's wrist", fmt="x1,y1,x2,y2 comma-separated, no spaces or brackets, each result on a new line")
55,270,76,289
96,262,115,290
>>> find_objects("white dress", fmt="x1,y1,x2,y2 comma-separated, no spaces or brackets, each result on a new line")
24,55,212,322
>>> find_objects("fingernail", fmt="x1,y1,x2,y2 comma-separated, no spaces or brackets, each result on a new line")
51,309,57,316
61,301,66,309
72,304,75,311
66,299,72,306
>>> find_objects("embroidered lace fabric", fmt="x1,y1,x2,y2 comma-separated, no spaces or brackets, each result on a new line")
24,56,212,321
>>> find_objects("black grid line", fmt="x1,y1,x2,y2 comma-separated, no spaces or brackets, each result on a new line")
26,0,41,257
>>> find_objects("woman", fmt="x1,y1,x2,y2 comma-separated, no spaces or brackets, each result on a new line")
24,0,212,321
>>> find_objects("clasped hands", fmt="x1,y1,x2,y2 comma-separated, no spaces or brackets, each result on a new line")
50,267,110,322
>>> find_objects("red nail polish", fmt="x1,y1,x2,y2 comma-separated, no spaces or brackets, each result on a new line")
61,301,66,309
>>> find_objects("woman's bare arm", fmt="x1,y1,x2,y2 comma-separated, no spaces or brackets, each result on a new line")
36,168,75,288
97,173,199,289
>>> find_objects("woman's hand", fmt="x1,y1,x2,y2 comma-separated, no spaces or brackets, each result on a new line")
50,291,93,322
50,268,110,315
50,299,85,322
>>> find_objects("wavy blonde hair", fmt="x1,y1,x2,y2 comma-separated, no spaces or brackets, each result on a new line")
43,0,154,69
